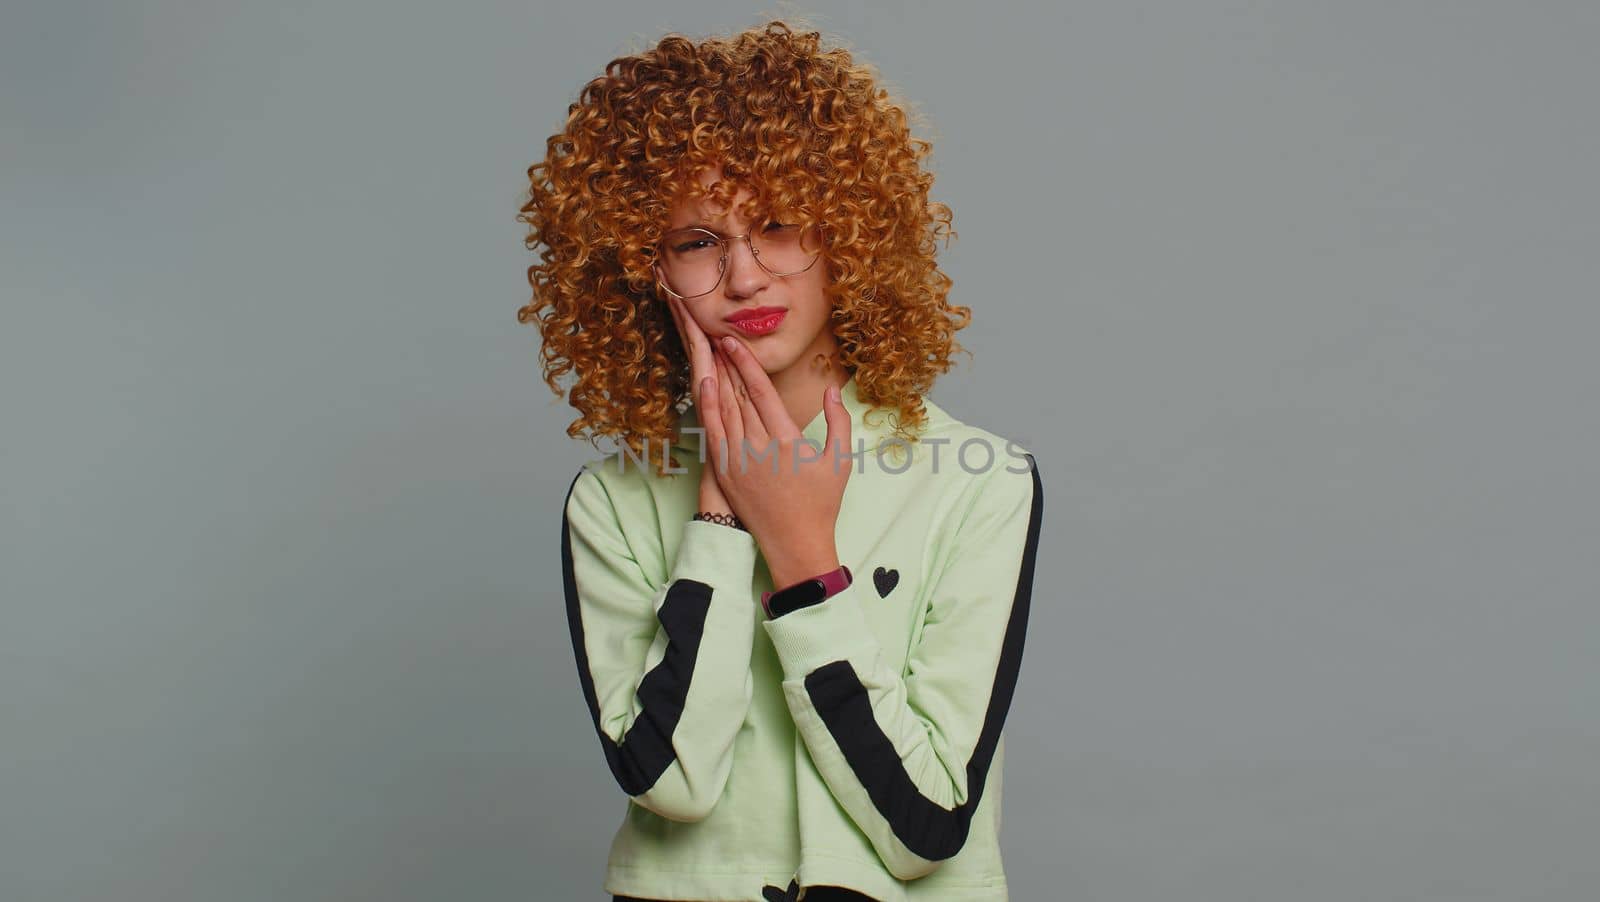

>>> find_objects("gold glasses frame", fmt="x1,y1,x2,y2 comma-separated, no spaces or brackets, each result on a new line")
652,222,826,300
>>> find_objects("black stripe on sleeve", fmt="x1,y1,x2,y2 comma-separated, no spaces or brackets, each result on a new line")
561,470,714,797
802,454,1042,861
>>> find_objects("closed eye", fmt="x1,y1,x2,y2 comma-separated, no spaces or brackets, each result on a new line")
672,238,718,253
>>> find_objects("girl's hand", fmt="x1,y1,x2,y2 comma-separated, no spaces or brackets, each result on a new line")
700,334,852,588
661,292,732,514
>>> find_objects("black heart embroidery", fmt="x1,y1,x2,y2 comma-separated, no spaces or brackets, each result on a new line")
873,566,899,598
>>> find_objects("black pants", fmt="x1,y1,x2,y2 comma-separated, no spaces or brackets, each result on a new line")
616,883,876,901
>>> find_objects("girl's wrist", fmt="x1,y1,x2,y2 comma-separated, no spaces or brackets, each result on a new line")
692,510,747,532
698,479,730,516
765,536,841,589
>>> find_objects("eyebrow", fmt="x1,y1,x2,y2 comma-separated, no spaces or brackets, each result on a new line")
669,220,740,234
671,213,778,232
670,205,772,231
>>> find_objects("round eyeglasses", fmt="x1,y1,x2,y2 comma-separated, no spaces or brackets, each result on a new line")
653,222,825,300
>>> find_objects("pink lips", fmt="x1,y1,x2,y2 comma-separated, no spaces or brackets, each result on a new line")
725,309,786,336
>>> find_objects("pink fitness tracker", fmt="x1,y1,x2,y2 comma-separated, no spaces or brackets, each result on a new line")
761,565,853,619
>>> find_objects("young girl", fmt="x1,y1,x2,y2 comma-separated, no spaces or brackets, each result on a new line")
519,21,1043,902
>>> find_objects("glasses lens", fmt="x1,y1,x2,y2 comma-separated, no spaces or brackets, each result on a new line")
750,222,823,275
658,228,724,298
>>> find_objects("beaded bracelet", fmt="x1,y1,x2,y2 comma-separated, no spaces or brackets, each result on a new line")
692,511,748,532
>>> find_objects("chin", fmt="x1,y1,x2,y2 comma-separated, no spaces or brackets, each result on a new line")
746,345,796,377
752,349,786,375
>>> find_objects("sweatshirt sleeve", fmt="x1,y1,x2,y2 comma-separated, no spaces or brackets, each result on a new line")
560,465,759,822
761,453,1043,879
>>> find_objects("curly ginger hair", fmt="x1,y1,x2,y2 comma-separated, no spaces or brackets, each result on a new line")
517,20,972,476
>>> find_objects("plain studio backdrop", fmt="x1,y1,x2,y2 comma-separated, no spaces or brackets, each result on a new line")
3,1,1597,900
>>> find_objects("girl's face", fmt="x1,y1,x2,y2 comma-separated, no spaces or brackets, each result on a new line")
655,164,838,379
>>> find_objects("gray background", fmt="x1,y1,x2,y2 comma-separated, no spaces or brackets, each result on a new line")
3,1,1597,900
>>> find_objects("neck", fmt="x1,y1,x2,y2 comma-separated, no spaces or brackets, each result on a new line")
766,338,851,431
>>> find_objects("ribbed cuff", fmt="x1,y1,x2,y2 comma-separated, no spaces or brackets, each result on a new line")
761,582,877,680
672,518,758,585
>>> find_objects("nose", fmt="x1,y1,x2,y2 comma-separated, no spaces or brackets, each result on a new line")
722,234,772,299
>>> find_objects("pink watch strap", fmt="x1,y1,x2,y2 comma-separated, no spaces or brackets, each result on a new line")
761,564,853,608
815,564,853,598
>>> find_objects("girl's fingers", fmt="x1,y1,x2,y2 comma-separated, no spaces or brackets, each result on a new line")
667,293,714,409
669,295,699,360
668,300,703,412
677,297,707,357
718,347,768,443
717,334,797,437
713,351,744,466
698,375,727,475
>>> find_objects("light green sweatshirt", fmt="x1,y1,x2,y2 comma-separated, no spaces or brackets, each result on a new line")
560,373,1043,901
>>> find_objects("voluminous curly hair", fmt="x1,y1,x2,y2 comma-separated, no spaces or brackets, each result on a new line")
518,19,972,476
